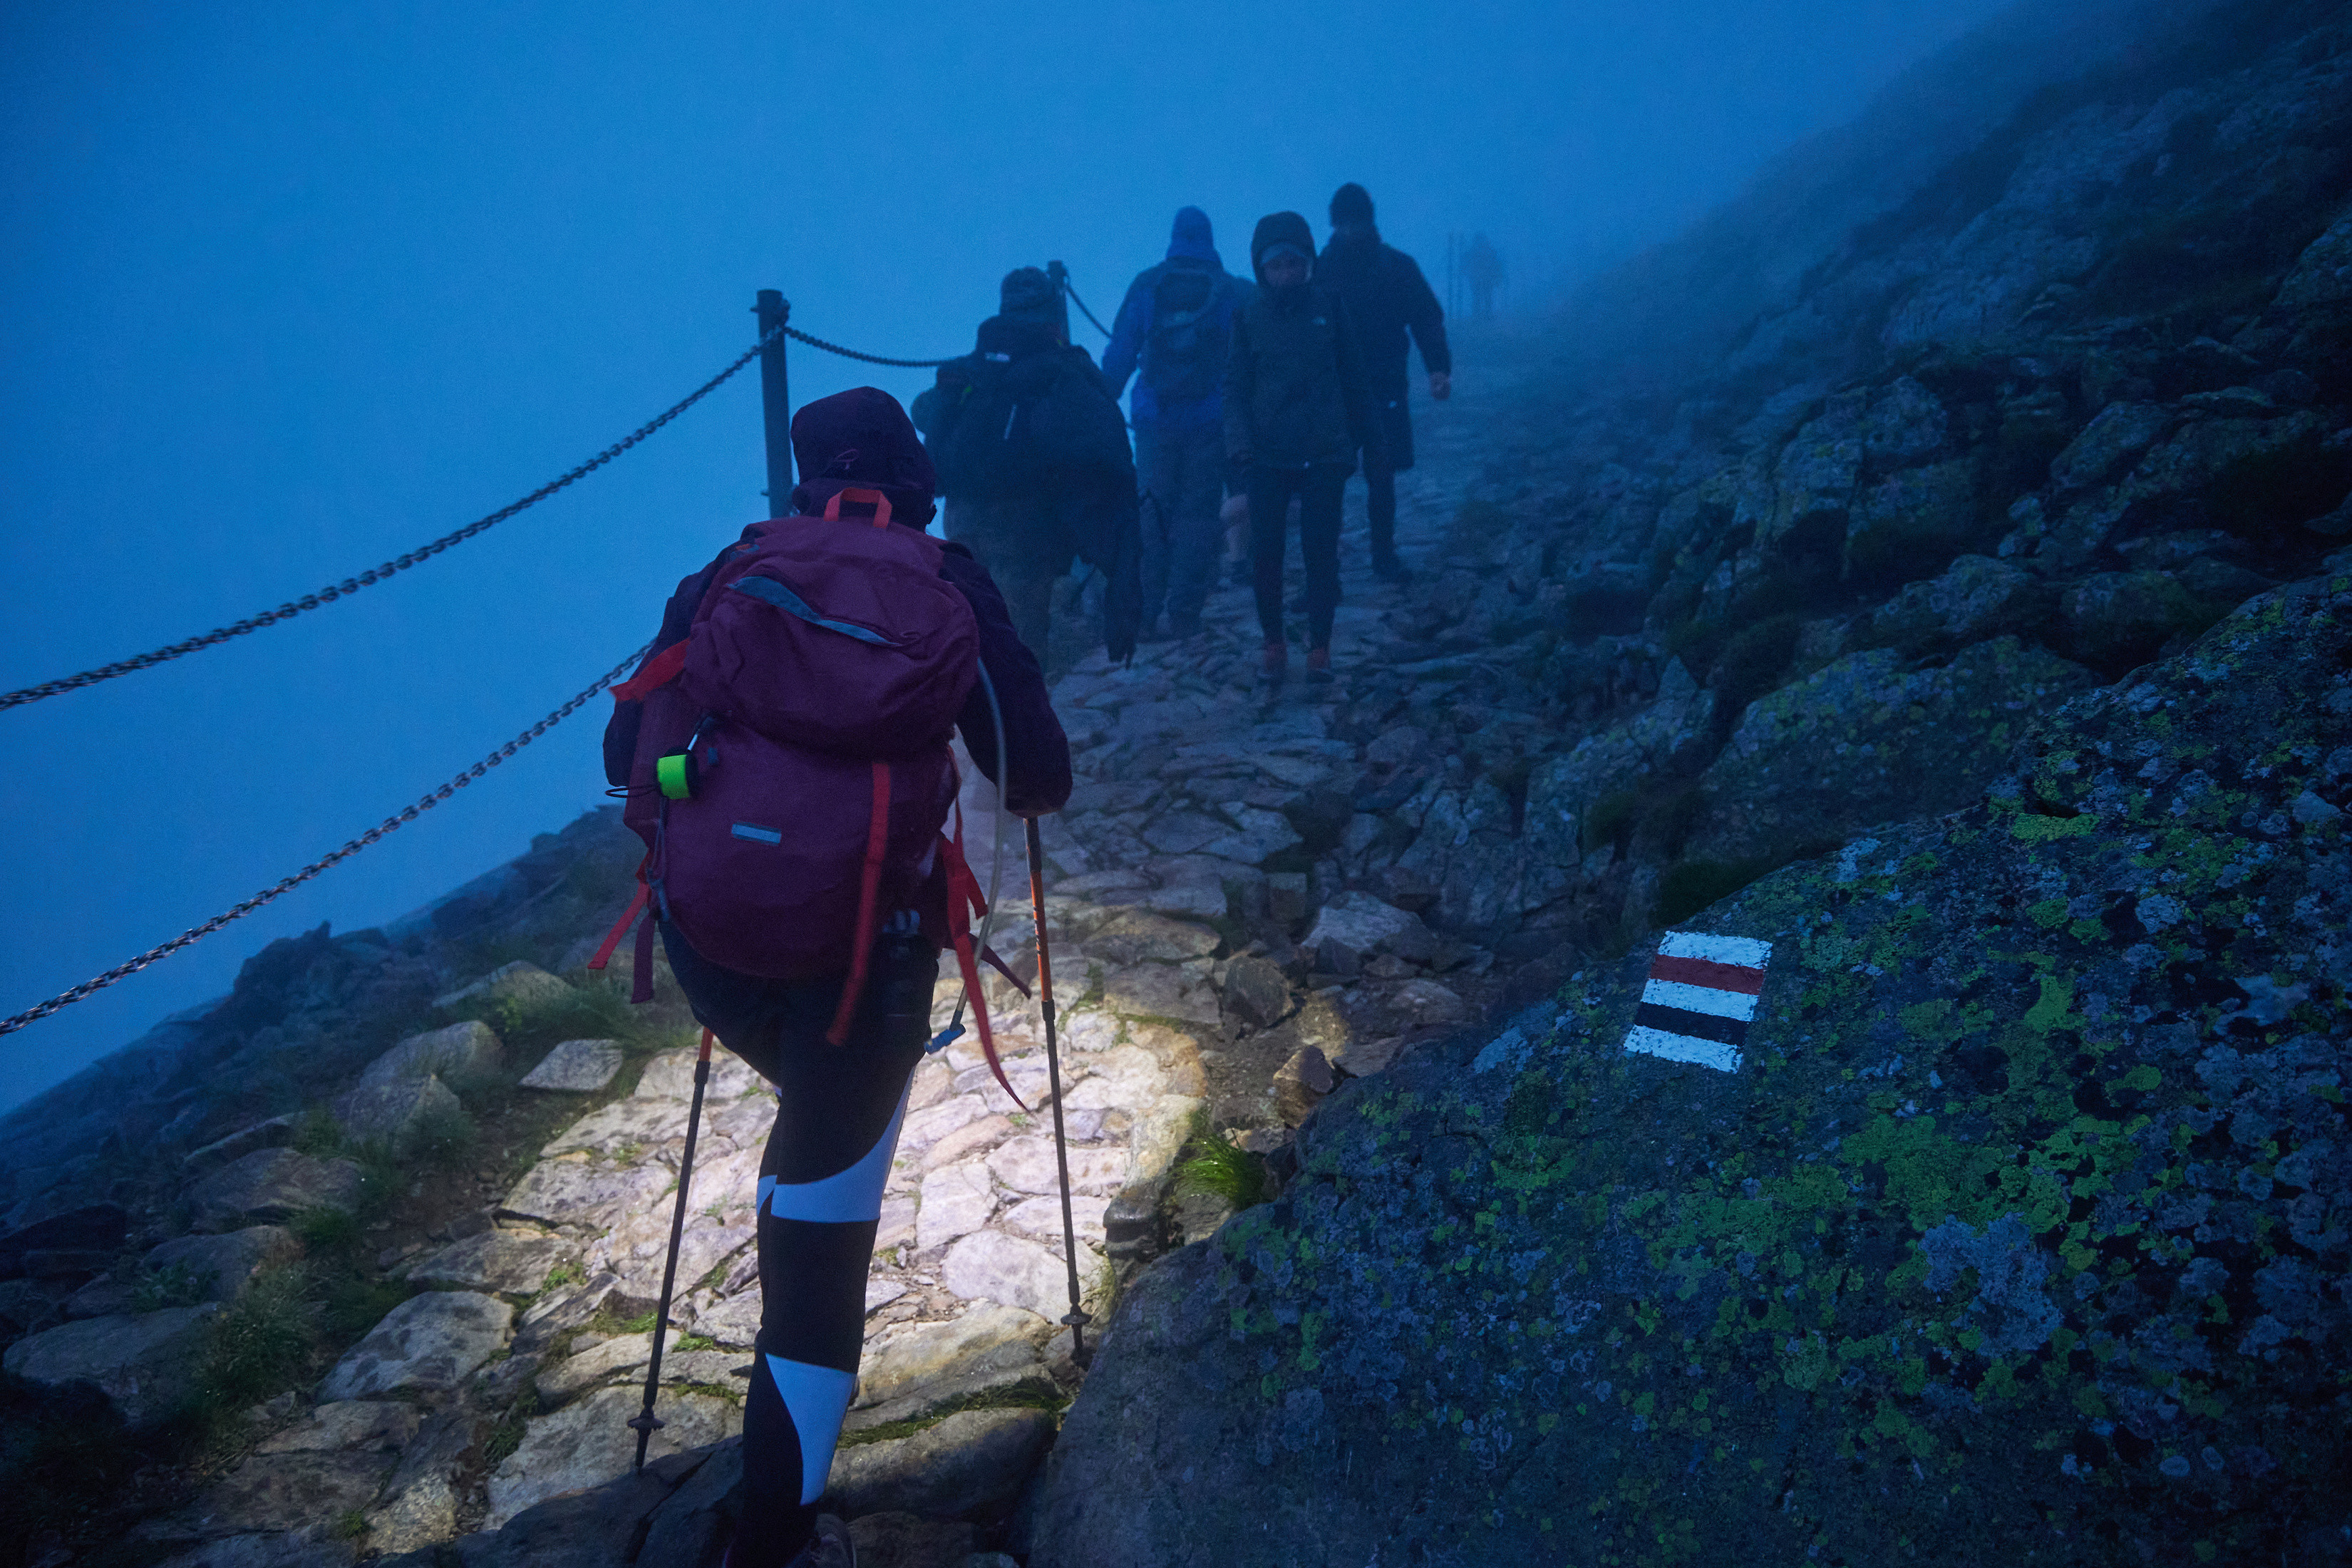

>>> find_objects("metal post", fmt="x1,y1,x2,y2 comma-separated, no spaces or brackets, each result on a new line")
1044,260,1073,344
753,289,793,516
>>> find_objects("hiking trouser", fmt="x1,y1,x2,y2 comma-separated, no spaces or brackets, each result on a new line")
949,504,1060,661
1361,396,1415,560
1135,423,1225,630
659,921,933,1568
1248,462,1349,651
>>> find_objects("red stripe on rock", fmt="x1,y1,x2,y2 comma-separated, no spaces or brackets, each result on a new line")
1647,954,1766,994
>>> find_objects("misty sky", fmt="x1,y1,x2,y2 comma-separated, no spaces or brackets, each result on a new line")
0,0,2018,1111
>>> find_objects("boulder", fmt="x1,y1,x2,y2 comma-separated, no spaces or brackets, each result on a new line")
1272,1047,1334,1126
331,1075,463,1147
2,1304,221,1426
405,1231,577,1296
1219,955,1294,1030
826,1408,1058,1520
2060,569,2223,673
1687,636,2097,865
942,1230,1098,1321
183,1115,300,1171
142,1226,297,1301
1301,893,1434,964
432,960,574,1016
1864,554,2052,649
357,1020,502,1091
1023,572,2352,1565
190,1149,366,1232
0,1201,128,1269
1082,910,1219,965
485,1386,738,1528
318,1289,512,1401
1098,964,1221,1028
856,1305,1049,1410
187,1403,418,1537
518,1039,624,1092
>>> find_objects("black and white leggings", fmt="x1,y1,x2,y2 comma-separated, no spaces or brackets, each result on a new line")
660,922,932,1568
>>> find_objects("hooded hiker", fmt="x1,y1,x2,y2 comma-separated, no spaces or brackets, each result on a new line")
914,267,1143,666
1224,210,1377,686
1316,182,1452,581
1101,206,1252,640
602,388,1071,1568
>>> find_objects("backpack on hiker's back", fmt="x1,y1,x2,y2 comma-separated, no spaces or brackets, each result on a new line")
1140,266,1240,406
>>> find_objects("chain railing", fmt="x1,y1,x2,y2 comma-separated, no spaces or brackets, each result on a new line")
0,645,649,1035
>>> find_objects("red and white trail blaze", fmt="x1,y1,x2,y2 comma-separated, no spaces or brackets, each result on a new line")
1621,931,1773,1073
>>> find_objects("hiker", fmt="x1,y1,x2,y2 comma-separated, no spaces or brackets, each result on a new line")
1224,210,1376,685
1101,206,1252,640
914,267,1142,666
1463,231,1505,320
602,388,1072,1568
1315,182,1451,581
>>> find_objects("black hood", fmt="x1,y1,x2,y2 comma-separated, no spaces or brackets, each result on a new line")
1249,210,1317,287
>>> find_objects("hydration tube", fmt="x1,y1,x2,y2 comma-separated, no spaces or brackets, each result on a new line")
931,660,1012,1053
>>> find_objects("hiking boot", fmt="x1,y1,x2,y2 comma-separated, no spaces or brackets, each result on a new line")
1260,642,1289,685
1372,551,1413,584
1305,646,1334,684
789,1515,856,1568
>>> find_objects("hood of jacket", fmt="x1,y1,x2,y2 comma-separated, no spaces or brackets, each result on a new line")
1249,210,1317,287
1167,205,1220,267
785,386,937,526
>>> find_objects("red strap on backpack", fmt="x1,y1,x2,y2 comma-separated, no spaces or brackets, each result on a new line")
825,761,894,1046
588,880,651,971
822,488,894,530
941,829,1025,1110
612,640,689,703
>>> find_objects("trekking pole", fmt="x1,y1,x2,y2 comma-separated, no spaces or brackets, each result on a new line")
629,1026,714,1470
1025,817,1093,1366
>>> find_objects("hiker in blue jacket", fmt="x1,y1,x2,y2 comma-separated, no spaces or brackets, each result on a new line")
1101,207,1251,640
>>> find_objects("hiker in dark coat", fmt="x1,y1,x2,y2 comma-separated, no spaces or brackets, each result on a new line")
914,267,1143,666
1316,182,1451,581
1224,210,1376,685
603,388,1071,1568
1101,206,1251,640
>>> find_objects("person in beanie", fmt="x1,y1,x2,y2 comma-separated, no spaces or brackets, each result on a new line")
604,388,1071,1568
1101,207,1252,640
1316,182,1450,581
1223,210,1376,684
917,268,1142,665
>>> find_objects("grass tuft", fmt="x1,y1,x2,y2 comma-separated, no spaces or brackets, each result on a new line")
1174,1118,1274,1211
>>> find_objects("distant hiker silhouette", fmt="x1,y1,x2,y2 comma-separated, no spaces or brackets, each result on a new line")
1316,182,1452,582
1463,232,1505,320
602,388,1071,1568
1102,207,1252,640
914,268,1143,668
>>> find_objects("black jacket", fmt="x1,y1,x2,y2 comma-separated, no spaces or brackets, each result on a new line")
1314,227,1450,398
1222,283,1376,475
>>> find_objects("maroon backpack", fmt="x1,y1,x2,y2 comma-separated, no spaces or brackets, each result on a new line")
592,489,983,1048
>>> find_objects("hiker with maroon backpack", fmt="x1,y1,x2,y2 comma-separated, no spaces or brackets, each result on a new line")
600,388,1070,1568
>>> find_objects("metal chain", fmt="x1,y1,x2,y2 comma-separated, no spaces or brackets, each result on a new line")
1061,277,1113,340
0,644,651,1036
781,324,954,369
1,334,777,713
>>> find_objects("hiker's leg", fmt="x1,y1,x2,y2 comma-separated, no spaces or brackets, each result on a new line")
730,954,929,1568
1162,425,1226,631
1247,466,1299,647
1133,430,1175,629
949,505,1055,661
1299,464,1348,650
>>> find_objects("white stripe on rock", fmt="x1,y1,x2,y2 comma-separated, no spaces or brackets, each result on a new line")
1658,931,1773,969
1641,979,1760,1021
1622,1025,1740,1074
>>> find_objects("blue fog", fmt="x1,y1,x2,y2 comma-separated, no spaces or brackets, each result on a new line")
0,0,2015,1110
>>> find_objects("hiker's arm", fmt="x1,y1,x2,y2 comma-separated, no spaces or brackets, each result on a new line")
1403,255,1453,380
1222,309,1254,485
1334,299,1379,458
1100,275,1150,402
940,547,1072,815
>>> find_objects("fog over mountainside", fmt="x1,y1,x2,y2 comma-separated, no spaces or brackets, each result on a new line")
4,0,2348,1563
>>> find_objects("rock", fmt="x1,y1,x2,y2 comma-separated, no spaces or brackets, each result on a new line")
359,1019,504,1090
188,1404,418,1537
845,1512,980,1568
2275,205,2352,309
141,1228,296,1302
184,1115,300,1171
366,1405,478,1554
1264,872,1310,926
1083,910,1219,965
1301,893,1433,963
518,1039,624,1092
2049,401,2174,490
1272,1048,1334,1126
1024,571,2352,1564
942,1231,1096,1320
331,1075,463,1148
2060,569,2223,672
533,1334,746,1410
0,1201,128,1264
153,1537,356,1568
632,1047,763,1103
459,1441,716,1568
190,1150,366,1232
2,1305,222,1426
318,1290,512,1401
1098,964,1220,1027
259,1399,422,1453
826,1408,1058,1520
1842,458,1979,584
916,1165,999,1252
499,1156,674,1230
984,1138,1127,1197
485,1386,738,1527
845,1360,1064,1435
406,1231,577,1296
1864,554,2052,650
856,1306,1049,1410
633,1438,743,1568
1688,637,2097,865
1382,979,1469,1031
432,961,574,1016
